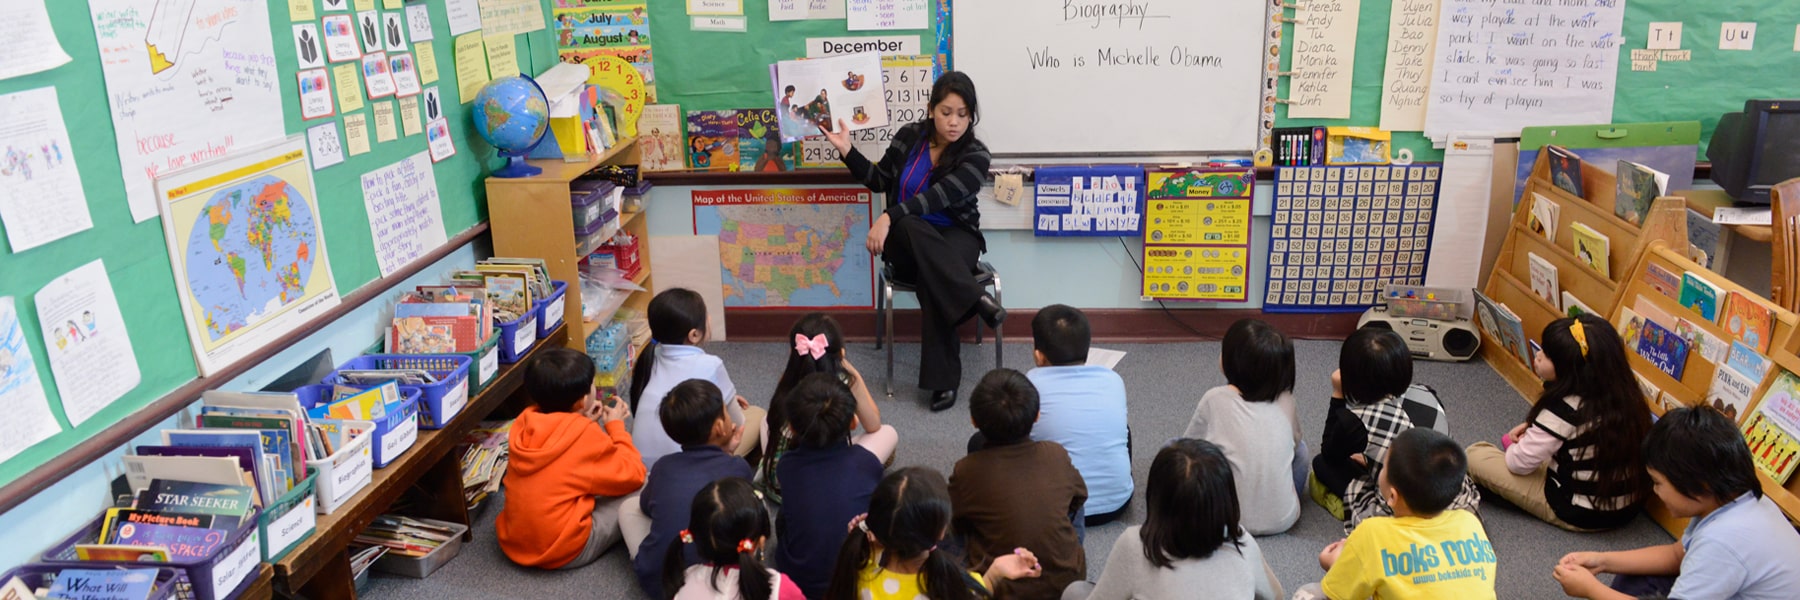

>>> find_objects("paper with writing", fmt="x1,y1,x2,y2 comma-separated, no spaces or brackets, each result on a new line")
0,87,93,253
345,113,371,156
0,0,72,81
415,41,441,83
848,0,926,31
373,101,397,143
323,14,361,62
87,0,287,222
332,63,365,112
454,32,490,102
0,297,61,464
390,53,423,97
1423,0,1625,141
1378,0,1439,131
290,0,316,21
771,0,846,21
1647,22,1681,50
406,4,435,42
688,0,744,15
36,260,140,427
691,16,747,32
363,51,397,98
1288,0,1360,119
427,118,456,162
445,0,483,36
297,69,335,120
361,152,447,276
484,33,519,77
1720,22,1755,50
399,96,423,137
477,0,545,36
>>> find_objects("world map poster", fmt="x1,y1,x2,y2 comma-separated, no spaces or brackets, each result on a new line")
155,137,339,375
692,189,873,308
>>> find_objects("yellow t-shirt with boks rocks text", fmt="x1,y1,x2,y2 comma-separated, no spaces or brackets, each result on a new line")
1321,510,1497,600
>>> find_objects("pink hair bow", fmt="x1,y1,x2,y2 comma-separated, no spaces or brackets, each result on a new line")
794,333,829,359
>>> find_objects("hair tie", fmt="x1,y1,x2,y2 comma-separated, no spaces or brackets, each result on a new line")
794,333,829,359
737,539,756,553
1569,320,1589,357
678,529,693,544
848,513,870,534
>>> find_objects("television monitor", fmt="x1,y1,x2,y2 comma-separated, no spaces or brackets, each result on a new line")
1707,100,1800,204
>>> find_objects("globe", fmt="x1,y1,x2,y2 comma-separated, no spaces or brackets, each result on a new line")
472,75,551,177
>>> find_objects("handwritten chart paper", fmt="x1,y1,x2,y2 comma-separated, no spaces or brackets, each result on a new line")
477,0,545,36
36,260,141,427
361,152,447,276
0,297,61,464
1378,0,1440,131
0,87,93,253
1288,0,1360,119
771,0,846,21
89,0,287,223
0,0,72,81
848,0,926,31
1423,0,1625,141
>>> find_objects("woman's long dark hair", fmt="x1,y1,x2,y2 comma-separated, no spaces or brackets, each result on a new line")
629,288,709,411
660,478,774,600
825,467,980,600
1529,315,1653,508
762,314,848,483
1141,439,1244,567
923,71,980,177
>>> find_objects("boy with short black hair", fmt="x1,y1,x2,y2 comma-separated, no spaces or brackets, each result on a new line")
1026,304,1133,526
951,369,1087,599
1296,428,1497,600
618,379,749,598
1553,407,1800,600
496,348,646,570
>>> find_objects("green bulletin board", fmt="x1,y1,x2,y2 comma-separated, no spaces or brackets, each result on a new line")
1274,0,1800,161
0,0,562,490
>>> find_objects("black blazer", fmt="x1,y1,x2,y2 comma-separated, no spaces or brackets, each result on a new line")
843,121,992,250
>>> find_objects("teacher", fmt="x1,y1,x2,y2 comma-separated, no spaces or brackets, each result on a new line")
823,71,1003,412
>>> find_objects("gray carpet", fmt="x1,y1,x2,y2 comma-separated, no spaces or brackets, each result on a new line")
363,339,1675,599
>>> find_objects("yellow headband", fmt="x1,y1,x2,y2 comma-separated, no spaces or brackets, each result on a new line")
1570,320,1589,357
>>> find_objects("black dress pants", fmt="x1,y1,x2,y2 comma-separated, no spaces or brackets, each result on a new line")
883,215,982,391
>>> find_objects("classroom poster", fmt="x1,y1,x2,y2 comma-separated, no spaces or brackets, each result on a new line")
361,152,447,276
691,188,875,309
405,3,435,41
774,53,887,139
1377,0,1439,131
478,0,547,35
1142,169,1256,302
555,1,656,101
1264,165,1443,311
1422,0,1625,141
444,0,483,36
1033,166,1144,237
88,0,288,223
452,32,490,103
0,87,93,253
154,138,340,376
35,260,141,427
1286,0,1360,119
0,296,61,464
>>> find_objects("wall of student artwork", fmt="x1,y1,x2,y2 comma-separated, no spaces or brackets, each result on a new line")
0,0,564,493
1276,0,1800,162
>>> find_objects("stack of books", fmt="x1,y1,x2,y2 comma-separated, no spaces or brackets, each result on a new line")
77,479,258,562
446,258,553,325
353,515,459,558
389,286,492,354
304,382,403,422
126,390,334,511
460,421,512,509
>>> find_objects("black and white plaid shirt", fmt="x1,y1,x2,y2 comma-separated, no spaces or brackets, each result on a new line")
1343,384,1483,534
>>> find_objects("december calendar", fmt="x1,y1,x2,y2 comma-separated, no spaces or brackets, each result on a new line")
1263,165,1443,312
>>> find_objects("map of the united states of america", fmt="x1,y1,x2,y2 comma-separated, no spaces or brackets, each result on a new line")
715,205,856,305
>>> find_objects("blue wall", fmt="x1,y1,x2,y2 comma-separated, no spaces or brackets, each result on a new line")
0,244,481,570
645,182,1278,311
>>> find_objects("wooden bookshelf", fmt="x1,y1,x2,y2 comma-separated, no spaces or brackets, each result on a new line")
1611,244,1800,535
1479,152,1688,399
487,138,644,351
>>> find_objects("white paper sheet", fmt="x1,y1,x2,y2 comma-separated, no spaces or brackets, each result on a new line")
1086,347,1127,371
361,152,447,276
307,122,346,170
1422,0,1625,141
88,0,288,223
649,236,729,341
688,0,744,15
1423,132,1496,289
847,0,926,31
0,0,72,81
1713,206,1772,226
0,297,61,464
0,87,92,253
1378,0,1440,131
772,0,846,21
382,11,409,52
293,23,326,69
35,260,141,427
1647,22,1682,50
477,0,545,35
406,4,435,41
445,0,483,36
1287,0,1360,119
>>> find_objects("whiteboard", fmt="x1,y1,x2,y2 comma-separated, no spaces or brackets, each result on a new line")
951,0,1266,155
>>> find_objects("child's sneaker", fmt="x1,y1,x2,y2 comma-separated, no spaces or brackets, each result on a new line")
1308,471,1346,521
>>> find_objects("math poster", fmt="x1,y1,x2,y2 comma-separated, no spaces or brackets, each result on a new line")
554,1,656,101
1141,168,1255,302
88,0,288,223
1264,165,1442,312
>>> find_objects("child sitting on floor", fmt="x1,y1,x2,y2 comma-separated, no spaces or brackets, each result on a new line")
1553,407,1800,599
630,288,763,470
826,467,1042,600
621,379,752,598
1025,305,1133,526
660,478,805,599
1184,318,1302,535
758,313,895,504
496,347,646,570
774,373,887,598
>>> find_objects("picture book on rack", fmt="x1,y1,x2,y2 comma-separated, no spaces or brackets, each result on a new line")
1634,318,1690,380
637,104,684,172
685,109,741,172
1642,262,1682,301
1744,410,1800,483
1527,252,1559,304
1676,318,1727,363
1678,272,1723,321
1569,222,1610,277
1527,193,1559,242
1561,291,1595,318
1613,160,1668,226
1473,289,1529,364
1720,291,1774,352
1547,145,1585,198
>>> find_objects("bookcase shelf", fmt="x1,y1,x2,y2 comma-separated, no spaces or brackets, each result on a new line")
1479,151,1688,402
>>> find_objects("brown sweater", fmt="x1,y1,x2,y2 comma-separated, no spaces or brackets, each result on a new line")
950,440,1087,599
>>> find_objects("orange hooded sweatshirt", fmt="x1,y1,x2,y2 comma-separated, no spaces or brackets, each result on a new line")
496,406,647,568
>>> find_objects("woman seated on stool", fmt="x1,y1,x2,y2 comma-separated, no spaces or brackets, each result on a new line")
822,71,1003,412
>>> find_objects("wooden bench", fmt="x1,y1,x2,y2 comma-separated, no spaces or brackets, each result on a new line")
272,324,568,599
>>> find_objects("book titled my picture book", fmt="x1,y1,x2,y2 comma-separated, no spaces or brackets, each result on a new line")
1613,160,1668,226
1569,222,1611,277
1678,272,1723,322
1547,145,1585,198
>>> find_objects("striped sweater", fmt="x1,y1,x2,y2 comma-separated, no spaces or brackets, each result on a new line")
843,121,992,250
